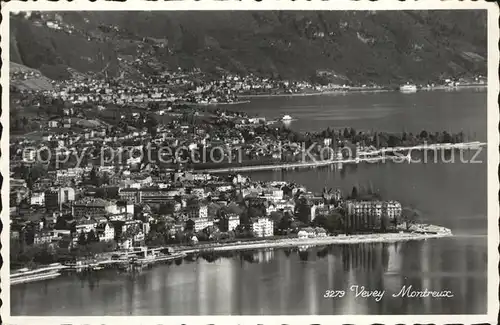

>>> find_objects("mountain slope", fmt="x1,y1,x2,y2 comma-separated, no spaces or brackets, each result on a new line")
10,10,487,85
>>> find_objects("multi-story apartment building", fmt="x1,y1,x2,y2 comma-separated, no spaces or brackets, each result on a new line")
185,204,208,219
139,188,174,205
261,188,284,203
187,217,214,232
383,201,402,220
252,217,274,237
54,168,85,184
30,192,45,206
72,198,118,219
22,147,37,163
106,200,134,216
33,230,55,246
44,187,75,210
344,200,382,230
344,200,402,230
219,213,240,232
75,218,98,233
118,188,141,204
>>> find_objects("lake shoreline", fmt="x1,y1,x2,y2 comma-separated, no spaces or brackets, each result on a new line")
10,224,452,285
179,225,453,254
197,141,487,173
238,84,487,99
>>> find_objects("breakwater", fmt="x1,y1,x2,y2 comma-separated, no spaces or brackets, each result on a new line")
198,141,486,173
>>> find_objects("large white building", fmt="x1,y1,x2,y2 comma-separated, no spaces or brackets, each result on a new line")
384,201,402,220
261,188,284,203
266,200,295,215
186,204,208,219
106,201,135,216
30,192,45,206
190,217,214,232
72,198,132,219
96,222,115,242
344,200,402,230
75,218,98,234
22,147,37,163
220,214,240,232
252,217,274,237
55,168,85,183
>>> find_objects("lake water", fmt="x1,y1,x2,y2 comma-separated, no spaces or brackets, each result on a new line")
11,89,488,315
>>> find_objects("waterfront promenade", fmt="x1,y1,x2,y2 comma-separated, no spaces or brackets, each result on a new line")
198,141,486,173
10,224,452,285
179,224,452,254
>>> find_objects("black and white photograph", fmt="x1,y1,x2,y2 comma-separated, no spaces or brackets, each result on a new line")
1,2,498,323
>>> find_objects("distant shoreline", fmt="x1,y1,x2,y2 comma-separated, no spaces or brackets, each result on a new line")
238,84,487,99
178,100,251,106
197,141,487,173
239,88,389,98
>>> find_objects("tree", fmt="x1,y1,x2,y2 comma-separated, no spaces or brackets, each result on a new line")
316,211,344,233
33,245,56,265
442,131,452,143
402,207,420,230
123,225,140,241
77,232,87,246
148,125,158,138
351,186,359,200
101,172,110,185
89,167,99,186
54,216,69,230
322,187,334,204
248,206,264,219
387,135,401,147
186,196,199,208
87,230,99,243
350,128,356,139
343,127,350,139
381,213,389,232
86,241,116,255
278,212,292,231
146,230,166,246
294,197,311,224
270,211,284,224
159,202,176,215
175,230,186,244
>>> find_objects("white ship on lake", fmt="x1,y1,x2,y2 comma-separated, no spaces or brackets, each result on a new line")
400,83,418,93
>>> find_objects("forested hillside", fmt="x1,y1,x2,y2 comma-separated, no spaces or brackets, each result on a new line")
10,10,487,85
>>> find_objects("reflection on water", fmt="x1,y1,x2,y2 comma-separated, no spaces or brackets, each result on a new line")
11,238,487,316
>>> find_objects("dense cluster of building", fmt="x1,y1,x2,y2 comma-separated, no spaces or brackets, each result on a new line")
10,14,407,257
10,80,405,255
10,148,405,255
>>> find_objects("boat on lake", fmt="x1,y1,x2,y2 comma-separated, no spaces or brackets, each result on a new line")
400,84,418,93
11,265,65,285
282,114,293,121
